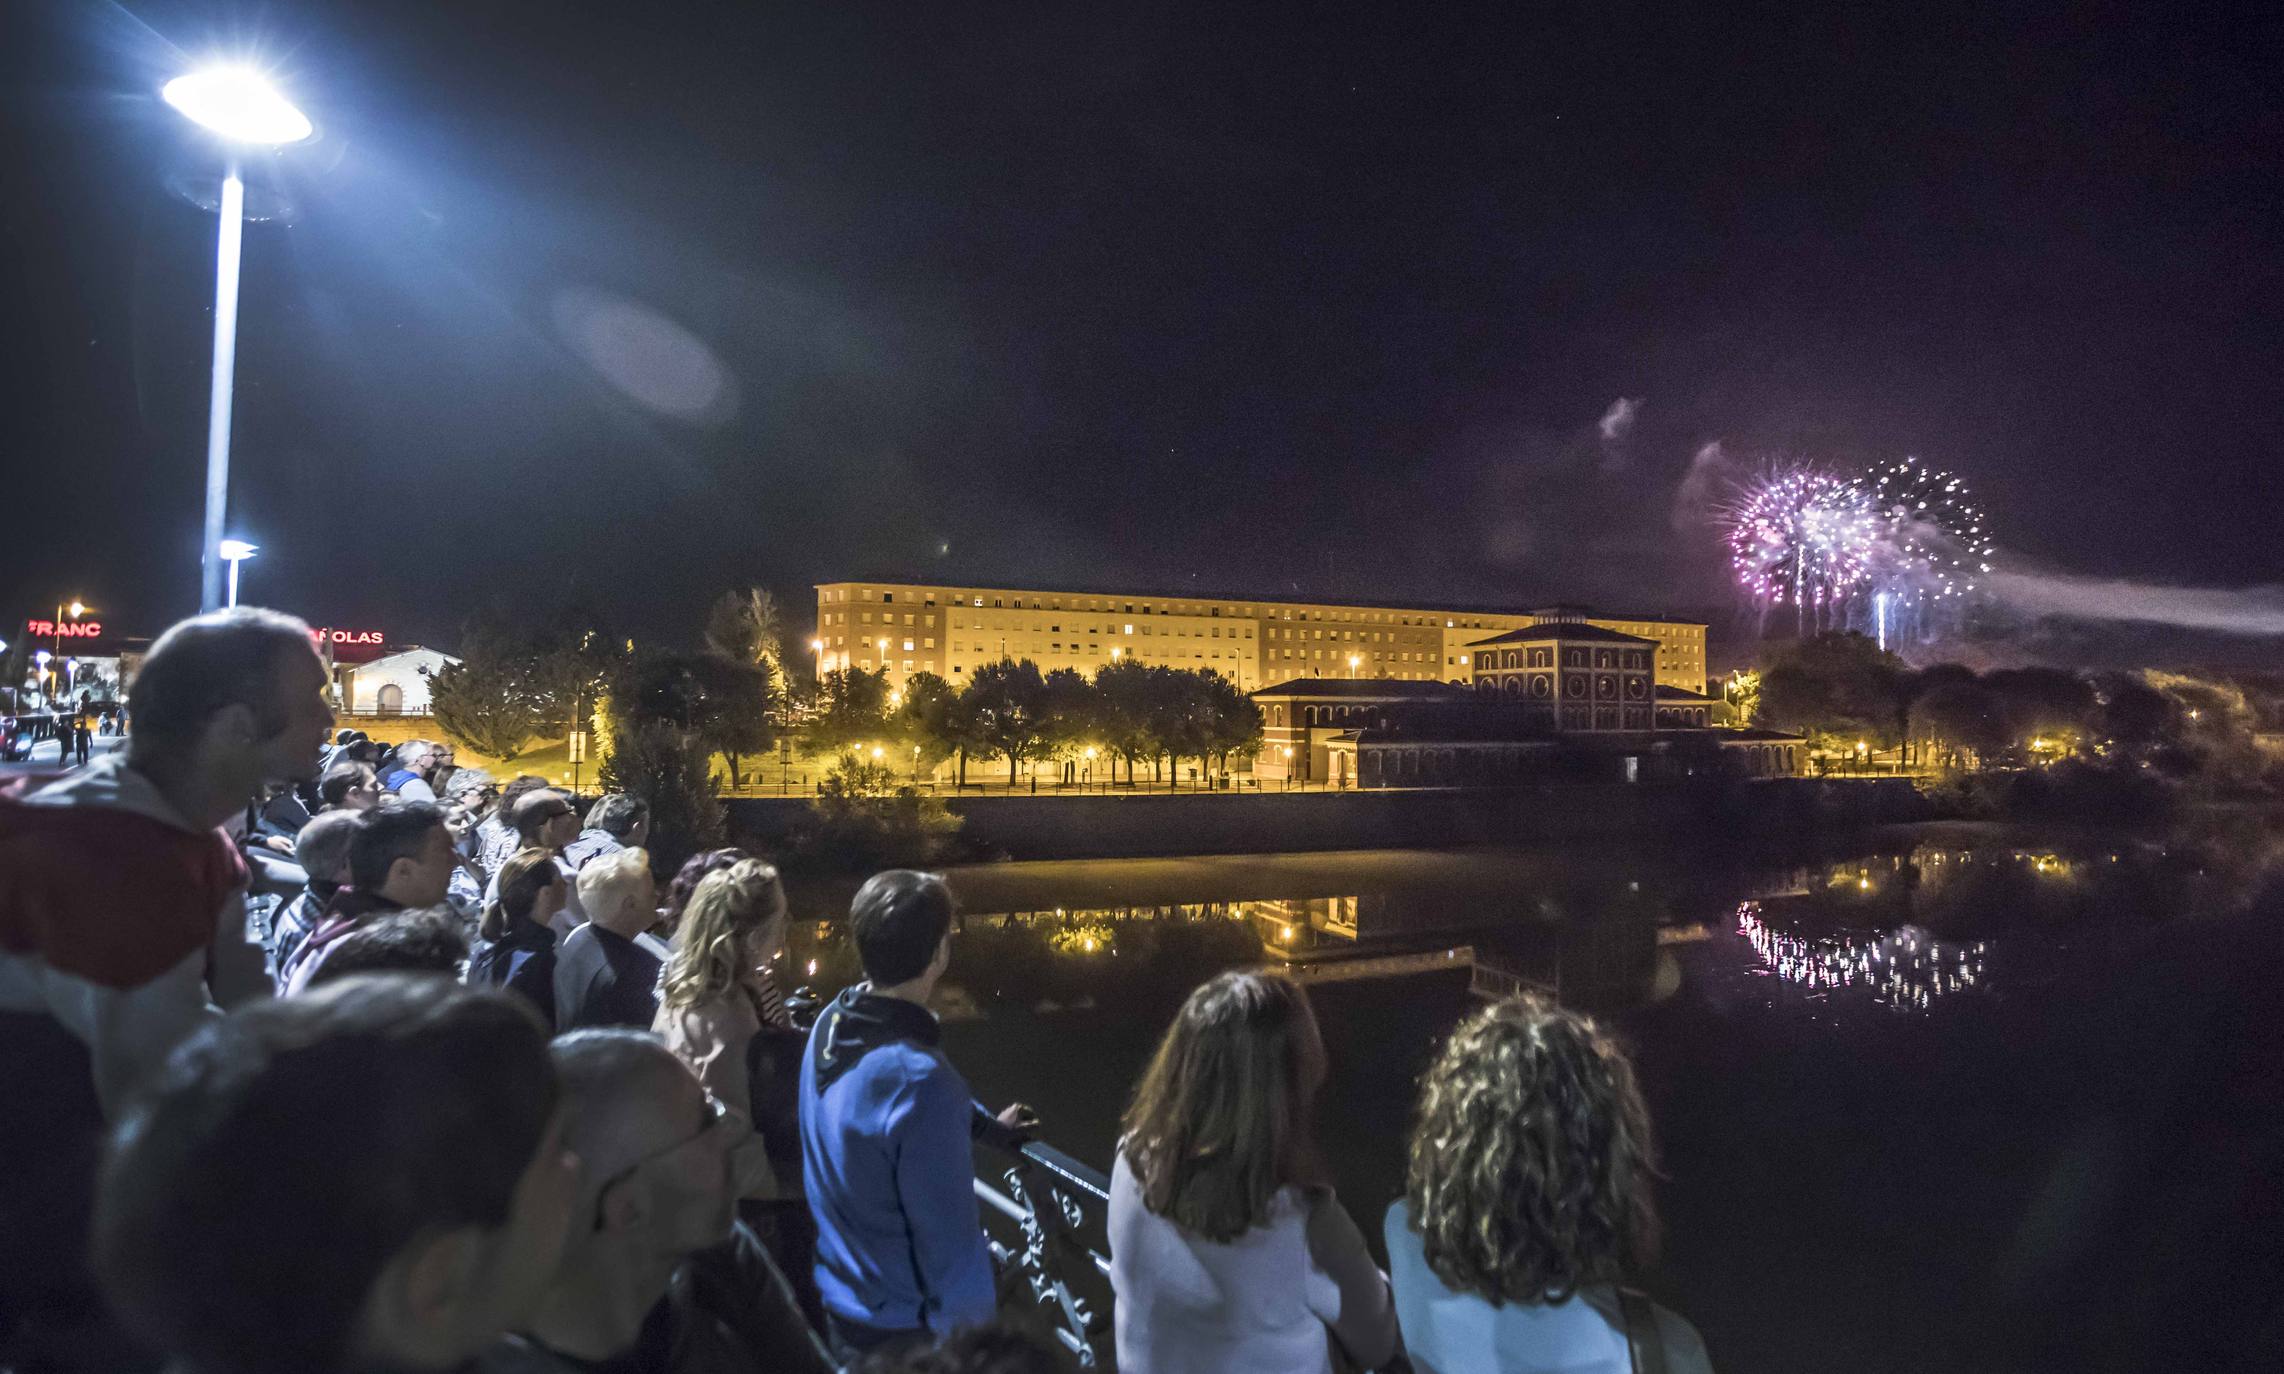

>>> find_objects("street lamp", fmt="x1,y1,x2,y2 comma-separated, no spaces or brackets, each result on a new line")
1347,653,1360,679
163,65,313,613
218,539,258,607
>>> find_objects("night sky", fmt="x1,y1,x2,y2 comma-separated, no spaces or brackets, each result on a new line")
4,1,2280,660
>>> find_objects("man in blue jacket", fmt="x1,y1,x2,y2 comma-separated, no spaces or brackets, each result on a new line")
799,870,1036,1361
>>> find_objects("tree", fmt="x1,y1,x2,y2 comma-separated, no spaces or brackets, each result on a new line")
1754,632,1907,750
597,720,724,876
427,652,547,758
890,671,964,781
1191,672,1264,780
703,587,785,680
809,667,893,754
1909,679,2009,769
1038,668,1097,783
961,659,1052,786
426,619,595,759
2092,671,2176,753
1983,667,2097,751
611,652,778,789
1091,659,1159,786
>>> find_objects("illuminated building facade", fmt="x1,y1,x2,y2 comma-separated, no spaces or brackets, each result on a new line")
1465,621,1657,733
812,580,1708,693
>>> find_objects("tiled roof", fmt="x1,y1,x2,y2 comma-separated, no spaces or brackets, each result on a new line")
1250,678,1471,700
1465,623,1657,648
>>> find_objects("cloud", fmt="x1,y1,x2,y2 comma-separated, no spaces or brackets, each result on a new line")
1598,396,1641,442
1670,440,1732,532
1983,571,2284,637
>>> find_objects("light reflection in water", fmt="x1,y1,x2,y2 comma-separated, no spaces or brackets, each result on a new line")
1735,900,1988,1011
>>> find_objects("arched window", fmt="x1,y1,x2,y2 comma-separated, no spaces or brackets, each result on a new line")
376,683,404,714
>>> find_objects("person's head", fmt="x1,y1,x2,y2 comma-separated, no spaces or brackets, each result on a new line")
661,847,749,930
575,848,657,936
849,869,955,993
513,789,581,853
853,1323,1071,1374
583,792,651,847
304,910,470,986
495,774,550,828
94,977,580,1374
659,860,787,1013
442,766,499,817
319,761,381,812
548,1031,740,1293
392,740,437,780
482,847,569,943
1402,992,1659,1305
294,809,361,890
349,802,455,909
1120,971,1326,1243
125,609,334,801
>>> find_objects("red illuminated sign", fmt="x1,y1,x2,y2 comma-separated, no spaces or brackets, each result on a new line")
28,620,102,638
309,629,384,647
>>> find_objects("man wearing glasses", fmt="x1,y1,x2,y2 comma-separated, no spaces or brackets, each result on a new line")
482,1030,828,1373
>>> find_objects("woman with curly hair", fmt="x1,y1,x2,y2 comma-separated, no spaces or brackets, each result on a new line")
654,859,794,1163
651,857,826,1324
1108,971,1397,1373
1387,992,1712,1373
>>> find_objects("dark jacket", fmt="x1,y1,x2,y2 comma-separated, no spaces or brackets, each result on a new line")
553,924,662,1032
473,1223,833,1374
467,918,560,1025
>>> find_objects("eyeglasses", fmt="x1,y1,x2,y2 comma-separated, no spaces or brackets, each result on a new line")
592,1091,730,1228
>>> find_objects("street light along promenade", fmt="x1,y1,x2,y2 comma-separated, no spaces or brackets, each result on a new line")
162,65,312,613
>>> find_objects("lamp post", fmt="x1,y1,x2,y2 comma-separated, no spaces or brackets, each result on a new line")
162,66,313,612
218,539,258,607
1347,653,1360,679
52,599,87,660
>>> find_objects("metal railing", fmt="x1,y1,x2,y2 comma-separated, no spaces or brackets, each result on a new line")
973,1134,1116,1367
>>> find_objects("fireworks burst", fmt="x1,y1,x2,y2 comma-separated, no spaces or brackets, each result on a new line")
1722,466,1878,628
1865,457,1993,603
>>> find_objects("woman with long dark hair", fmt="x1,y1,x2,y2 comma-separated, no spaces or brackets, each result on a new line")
1109,971,1396,1373
463,847,567,1025
1387,992,1712,1373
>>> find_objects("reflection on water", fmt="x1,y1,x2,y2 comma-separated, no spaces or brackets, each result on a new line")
768,818,2284,1374
782,823,2281,1024
1735,901,1989,1010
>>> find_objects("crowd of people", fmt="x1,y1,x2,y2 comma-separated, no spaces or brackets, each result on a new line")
0,607,1713,1374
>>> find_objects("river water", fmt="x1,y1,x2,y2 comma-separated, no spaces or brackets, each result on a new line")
780,815,2284,1373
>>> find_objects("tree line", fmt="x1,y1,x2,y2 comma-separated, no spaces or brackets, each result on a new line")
810,657,1264,788
1754,631,2279,782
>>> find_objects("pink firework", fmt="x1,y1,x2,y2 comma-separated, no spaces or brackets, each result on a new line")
1722,466,1877,623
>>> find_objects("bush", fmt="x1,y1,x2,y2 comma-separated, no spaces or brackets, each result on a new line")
786,751,964,872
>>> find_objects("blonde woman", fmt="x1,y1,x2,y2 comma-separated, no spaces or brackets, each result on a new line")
655,857,792,1103
652,858,821,1321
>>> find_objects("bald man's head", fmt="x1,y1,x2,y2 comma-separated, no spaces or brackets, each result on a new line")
547,1031,701,1185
